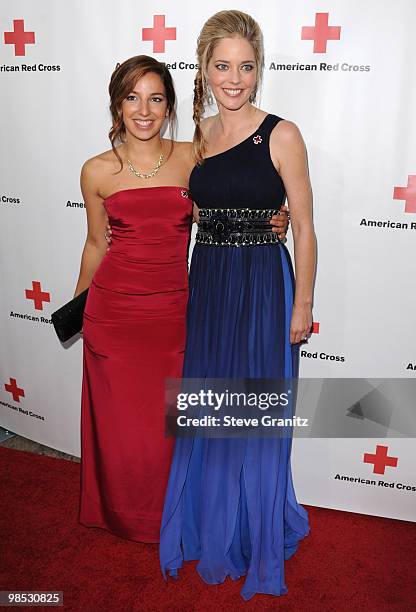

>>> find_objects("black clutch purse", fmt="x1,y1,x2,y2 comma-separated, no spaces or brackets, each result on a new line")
51,288,89,342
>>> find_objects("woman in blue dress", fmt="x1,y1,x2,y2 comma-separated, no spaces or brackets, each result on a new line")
160,10,316,600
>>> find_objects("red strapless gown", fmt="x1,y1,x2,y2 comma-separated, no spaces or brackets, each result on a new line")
79,186,192,543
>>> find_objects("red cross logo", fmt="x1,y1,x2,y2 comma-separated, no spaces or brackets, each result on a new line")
4,19,35,56
25,281,50,310
393,175,416,213
363,445,398,475
4,377,25,403
301,13,341,53
312,322,320,333
142,15,176,53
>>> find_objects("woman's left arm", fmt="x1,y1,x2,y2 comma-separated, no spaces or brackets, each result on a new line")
270,121,317,344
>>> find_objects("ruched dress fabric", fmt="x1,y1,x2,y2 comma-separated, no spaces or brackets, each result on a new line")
79,186,192,543
160,115,309,599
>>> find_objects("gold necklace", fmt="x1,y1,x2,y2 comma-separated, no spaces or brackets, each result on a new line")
127,152,164,179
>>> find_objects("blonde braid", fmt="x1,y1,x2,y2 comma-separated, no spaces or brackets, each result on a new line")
193,69,206,164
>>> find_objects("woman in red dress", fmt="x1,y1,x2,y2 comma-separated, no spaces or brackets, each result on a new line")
74,56,194,542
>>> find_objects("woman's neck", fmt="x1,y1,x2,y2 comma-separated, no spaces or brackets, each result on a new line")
123,134,164,163
215,103,259,138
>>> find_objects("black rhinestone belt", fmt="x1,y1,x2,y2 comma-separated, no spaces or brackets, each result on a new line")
195,208,281,247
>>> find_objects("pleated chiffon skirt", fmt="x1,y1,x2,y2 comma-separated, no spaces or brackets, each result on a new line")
160,242,309,600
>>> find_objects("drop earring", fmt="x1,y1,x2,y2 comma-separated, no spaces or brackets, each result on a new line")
206,84,214,106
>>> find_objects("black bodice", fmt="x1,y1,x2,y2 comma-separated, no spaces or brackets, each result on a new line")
189,114,286,209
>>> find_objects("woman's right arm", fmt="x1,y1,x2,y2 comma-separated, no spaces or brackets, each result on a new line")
74,159,108,297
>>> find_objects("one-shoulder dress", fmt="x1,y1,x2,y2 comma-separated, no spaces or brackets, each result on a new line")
160,115,309,599
79,186,192,543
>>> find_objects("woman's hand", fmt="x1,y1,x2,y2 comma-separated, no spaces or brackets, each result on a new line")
270,205,290,240
105,222,112,250
290,302,312,345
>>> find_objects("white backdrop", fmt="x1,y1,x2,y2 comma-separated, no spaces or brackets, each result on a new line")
1,0,415,521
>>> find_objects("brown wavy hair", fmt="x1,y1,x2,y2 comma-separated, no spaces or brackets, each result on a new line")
193,10,265,164
108,55,177,171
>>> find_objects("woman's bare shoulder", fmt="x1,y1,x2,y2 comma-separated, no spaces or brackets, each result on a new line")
170,140,196,165
171,139,193,151
81,148,120,182
82,148,118,171
81,151,120,198
270,119,304,147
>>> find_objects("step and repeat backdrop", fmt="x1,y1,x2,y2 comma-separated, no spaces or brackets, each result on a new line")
1,1,415,521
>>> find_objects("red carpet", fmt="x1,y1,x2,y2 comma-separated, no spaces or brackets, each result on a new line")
1,445,415,611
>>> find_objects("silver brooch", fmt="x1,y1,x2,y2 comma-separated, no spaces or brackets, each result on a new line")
253,135,262,145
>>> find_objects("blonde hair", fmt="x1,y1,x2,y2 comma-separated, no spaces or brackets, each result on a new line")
193,10,264,163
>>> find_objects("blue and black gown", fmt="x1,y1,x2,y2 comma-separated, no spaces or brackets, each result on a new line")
160,114,309,600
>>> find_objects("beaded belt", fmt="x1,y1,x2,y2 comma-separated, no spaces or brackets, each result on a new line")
195,208,281,247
